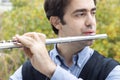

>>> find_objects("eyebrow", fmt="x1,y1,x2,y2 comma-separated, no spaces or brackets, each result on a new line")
72,7,96,14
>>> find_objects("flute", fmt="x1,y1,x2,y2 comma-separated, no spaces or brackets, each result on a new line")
0,34,107,50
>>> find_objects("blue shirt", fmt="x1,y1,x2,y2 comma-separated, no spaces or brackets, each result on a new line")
9,46,120,80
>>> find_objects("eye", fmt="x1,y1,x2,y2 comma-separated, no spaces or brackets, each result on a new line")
75,12,86,17
91,11,96,16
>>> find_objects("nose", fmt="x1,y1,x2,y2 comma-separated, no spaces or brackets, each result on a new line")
85,13,96,28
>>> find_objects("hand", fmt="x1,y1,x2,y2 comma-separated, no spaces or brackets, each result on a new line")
13,32,56,78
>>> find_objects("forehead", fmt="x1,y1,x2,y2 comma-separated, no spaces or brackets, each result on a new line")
65,0,96,12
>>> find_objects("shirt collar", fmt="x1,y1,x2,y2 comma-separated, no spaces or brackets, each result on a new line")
77,46,94,68
49,44,94,68
49,44,61,65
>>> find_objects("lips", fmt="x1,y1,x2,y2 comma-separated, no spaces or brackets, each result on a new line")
83,31,96,35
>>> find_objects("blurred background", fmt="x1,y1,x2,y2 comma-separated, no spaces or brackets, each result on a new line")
0,0,120,79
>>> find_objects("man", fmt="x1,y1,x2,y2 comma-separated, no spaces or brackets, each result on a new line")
9,0,120,80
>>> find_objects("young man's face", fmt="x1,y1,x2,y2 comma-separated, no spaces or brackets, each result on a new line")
59,0,96,46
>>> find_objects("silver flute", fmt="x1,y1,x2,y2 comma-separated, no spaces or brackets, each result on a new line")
0,34,107,50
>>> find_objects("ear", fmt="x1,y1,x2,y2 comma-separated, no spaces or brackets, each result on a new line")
50,16,62,30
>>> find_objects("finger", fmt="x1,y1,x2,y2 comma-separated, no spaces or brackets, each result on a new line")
12,34,20,42
37,33,46,42
15,35,34,48
26,32,41,41
12,34,24,47
23,32,46,43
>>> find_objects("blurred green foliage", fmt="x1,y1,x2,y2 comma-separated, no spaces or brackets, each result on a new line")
0,0,120,79
92,0,120,61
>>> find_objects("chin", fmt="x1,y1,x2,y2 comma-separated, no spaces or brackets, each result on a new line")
86,40,94,46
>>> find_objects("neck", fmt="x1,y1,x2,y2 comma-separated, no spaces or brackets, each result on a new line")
56,42,85,66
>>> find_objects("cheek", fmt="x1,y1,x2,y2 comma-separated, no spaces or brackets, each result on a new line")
67,25,84,36
72,21,85,31
62,17,86,35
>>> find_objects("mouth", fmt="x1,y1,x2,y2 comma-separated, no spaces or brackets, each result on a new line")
83,31,96,36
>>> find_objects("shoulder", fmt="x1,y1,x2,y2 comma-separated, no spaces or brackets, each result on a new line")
22,60,32,70
91,50,119,79
106,65,120,79
22,60,48,80
92,50,119,68
22,60,40,75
